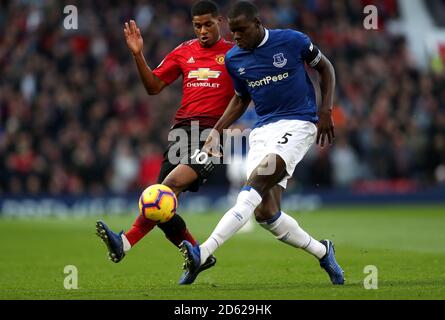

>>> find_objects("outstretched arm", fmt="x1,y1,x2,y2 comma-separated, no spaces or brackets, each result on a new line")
124,20,167,95
203,94,251,156
213,94,252,134
313,54,336,147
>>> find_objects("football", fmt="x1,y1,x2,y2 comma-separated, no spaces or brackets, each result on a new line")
139,184,177,223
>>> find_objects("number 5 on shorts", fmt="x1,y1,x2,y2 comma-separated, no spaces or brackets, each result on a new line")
278,133,293,145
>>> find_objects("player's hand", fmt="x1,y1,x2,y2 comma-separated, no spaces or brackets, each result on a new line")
202,129,222,158
124,20,143,55
316,109,335,147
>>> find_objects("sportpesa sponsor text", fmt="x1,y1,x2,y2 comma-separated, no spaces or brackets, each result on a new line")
247,72,289,88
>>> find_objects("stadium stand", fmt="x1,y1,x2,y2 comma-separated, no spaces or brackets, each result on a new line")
0,0,444,196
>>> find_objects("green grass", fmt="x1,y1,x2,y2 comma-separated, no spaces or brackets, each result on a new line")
0,205,445,300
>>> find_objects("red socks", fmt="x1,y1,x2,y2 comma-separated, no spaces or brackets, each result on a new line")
124,215,157,246
124,213,197,248
165,227,197,247
158,214,197,247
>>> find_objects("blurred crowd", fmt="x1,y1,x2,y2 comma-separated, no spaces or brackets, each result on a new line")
1,0,444,196
426,0,445,27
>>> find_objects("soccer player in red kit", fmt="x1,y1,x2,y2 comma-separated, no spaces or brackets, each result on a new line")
96,0,234,285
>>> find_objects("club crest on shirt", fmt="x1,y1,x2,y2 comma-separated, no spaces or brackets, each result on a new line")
273,53,287,68
215,55,225,65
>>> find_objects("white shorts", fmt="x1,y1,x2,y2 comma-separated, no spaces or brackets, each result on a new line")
246,119,317,189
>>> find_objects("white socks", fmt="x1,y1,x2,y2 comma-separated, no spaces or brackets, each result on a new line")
259,211,327,259
121,234,132,253
198,187,326,265
199,187,262,264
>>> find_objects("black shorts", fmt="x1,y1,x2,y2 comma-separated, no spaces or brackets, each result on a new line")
157,126,220,192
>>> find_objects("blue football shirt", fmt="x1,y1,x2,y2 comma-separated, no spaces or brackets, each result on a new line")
225,29,319,128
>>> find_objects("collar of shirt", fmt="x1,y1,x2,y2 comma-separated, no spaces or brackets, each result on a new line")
257,28,269,48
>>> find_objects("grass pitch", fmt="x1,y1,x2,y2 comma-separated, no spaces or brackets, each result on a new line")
0,205,444,300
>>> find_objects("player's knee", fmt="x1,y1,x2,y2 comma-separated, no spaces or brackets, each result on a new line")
254,207,270,222
246,180,282,200
254,206,277,222
245,179,268,198
161,176,185,195
247,160,287,197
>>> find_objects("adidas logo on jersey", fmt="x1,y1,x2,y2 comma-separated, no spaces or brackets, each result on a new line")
187,57,195,64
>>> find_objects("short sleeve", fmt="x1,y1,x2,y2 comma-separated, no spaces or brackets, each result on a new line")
225,57,249,98
153,50,182,85
289,30,322,67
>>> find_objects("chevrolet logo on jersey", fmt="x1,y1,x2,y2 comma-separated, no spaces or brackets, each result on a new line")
188,68,221,81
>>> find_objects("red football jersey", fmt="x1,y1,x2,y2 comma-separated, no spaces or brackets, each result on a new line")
153,38,235,128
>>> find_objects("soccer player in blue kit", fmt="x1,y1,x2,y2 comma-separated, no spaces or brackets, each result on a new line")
180,1,345,285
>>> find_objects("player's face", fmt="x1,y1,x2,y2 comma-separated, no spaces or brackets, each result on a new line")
192,14,222,47
228,15,262,50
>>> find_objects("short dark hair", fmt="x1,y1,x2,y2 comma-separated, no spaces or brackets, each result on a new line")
191,0,219,17
228,1,259,21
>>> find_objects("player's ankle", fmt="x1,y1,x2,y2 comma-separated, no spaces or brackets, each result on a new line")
121,234,132,253
199,245,209,265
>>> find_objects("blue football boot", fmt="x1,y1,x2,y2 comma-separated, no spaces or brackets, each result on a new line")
319,240,345,285
96,220,125,263
179,241,216,285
